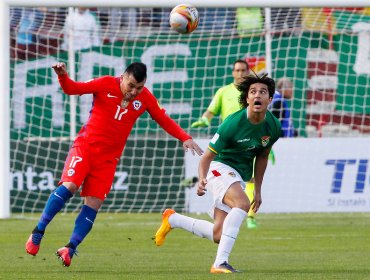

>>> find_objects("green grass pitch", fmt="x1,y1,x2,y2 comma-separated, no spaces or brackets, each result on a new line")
1,212,370,279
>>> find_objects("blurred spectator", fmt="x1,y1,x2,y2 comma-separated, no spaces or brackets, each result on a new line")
36,8,67,56
10,7,22,29
61,8,100,51
13,7,46,60
301,8,334,32
236,8,263,37
156,8,172,32
96,7,166,42
151,8,163,28
363,8,370,15
136,8,163,29
197,8,235,33
269,77,297,137
97,8,122,42
270,8,301,32
99,8,139,41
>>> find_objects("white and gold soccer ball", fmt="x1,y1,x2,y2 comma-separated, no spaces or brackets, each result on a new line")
169,4,199,34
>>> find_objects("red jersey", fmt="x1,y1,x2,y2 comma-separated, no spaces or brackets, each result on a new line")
58,74,191,158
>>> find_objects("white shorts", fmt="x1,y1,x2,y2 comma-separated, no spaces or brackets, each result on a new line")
206,161,245,219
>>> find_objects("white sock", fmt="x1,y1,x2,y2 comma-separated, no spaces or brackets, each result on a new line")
214,208,247,267
169,213,213,241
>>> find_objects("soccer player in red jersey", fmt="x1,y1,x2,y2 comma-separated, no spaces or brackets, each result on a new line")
25,61,203,266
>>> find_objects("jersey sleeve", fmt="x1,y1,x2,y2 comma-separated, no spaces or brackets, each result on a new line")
57,74,109,95
145,91,192,142
207,87,224,115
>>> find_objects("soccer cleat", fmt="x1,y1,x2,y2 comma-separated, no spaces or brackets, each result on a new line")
246,216,257,229
25,227,44,256
56,246,77,267
154,208,175,246
210,261,241,274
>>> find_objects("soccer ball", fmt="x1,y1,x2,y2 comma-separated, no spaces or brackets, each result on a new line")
169,4,199,34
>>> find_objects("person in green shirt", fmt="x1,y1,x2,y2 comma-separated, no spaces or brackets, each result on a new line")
155,73,281,273
191,59,261,229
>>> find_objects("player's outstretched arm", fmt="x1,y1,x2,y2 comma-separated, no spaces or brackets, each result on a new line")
197,149,215,196
52,62,67,76
183,139,203,156
51,62,99,95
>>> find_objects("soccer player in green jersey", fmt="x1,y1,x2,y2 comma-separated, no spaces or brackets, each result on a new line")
191,59,260,229
155,74,281,273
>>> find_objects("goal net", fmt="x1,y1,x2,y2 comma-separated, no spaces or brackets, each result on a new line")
8,4,370,214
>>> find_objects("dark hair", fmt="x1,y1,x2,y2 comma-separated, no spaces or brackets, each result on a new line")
124,62,147,83
237,73,275,108
233,59,249,71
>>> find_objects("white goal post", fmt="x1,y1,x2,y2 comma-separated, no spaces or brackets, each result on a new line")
0,0,370,219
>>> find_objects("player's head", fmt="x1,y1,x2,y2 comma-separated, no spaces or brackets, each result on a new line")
124,62,147,83
238,73,275,111
120,62,147,101
232,59,250,85
276,77,293,99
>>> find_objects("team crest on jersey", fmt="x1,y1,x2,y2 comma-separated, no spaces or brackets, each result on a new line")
67,168,75,176
261,136,270,147
228,172,236,177
132,100,142,110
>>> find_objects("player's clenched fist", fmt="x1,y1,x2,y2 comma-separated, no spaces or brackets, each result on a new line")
52,62,67,76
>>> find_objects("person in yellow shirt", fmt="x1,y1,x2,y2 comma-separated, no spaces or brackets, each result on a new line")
192,59,260,229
